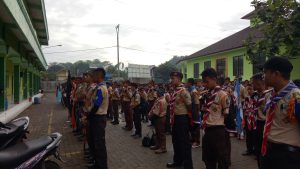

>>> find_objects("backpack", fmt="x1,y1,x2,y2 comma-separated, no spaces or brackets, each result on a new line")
142,130,156,147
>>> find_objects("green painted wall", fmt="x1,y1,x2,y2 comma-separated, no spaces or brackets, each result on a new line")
0,56,5,111
184,48,253,80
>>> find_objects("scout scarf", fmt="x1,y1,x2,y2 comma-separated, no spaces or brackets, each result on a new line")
169,84,185,126
261,82,298,156
244,96,256,130
202,86,221,129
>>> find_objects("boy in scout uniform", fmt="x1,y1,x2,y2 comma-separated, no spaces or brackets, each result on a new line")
88,68,109,169
148,88,168,154
130,83,142,138
121,80,133,131
250,73,272,168
201,68,230,169
111,82,120,125
167,72,193,169
261,57,300,169
186,78,201,148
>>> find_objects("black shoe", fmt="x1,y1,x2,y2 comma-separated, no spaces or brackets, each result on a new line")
112,121,119,125
166,162,182,168
242,151,253,156
131,133,137,137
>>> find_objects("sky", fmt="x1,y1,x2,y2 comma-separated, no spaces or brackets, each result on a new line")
43,0,254,67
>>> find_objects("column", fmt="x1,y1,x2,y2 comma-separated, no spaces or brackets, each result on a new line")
13,64,20,104
29,71,32,97
0,56,5,111
23,69,27,99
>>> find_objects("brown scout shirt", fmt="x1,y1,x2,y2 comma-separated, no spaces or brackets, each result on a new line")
149,96,168,117
206,90,230,126
122,87,132,102
174,87,192,115
268,88,300,147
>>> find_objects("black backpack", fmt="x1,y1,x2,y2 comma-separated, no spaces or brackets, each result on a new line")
142,130,156,147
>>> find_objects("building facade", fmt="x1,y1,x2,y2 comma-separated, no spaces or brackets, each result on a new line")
179,12,300,82
0,0,48,111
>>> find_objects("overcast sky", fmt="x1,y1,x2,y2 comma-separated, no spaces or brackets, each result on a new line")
43,0,253,66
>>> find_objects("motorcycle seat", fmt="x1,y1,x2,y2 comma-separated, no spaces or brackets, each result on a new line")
0,136,53,169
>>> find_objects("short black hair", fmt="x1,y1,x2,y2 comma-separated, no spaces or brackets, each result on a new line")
218,77,225,86
201,68,218,79
264,57,293,80
187,78,195,85
251,73,264,81
93,68,106,78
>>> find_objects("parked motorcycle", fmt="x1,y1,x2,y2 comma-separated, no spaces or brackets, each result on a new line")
0,116,30,150
0,132,63,169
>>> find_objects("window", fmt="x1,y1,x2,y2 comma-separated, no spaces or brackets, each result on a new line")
216,58,226,78
233,55,244,77
193,63,199,78
204,61,211,70
252,53,266,74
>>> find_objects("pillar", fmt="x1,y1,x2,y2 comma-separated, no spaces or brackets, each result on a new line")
23,69,27,99
13,64,20,104
0,56,5,111
29,71,32,97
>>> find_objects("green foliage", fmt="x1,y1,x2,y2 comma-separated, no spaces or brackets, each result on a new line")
245,0,300,63
153,56,184,83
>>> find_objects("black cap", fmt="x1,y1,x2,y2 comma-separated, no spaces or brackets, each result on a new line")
170,71,183,79
263,57,293,74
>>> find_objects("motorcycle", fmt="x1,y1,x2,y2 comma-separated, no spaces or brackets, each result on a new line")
0,116,30,150
0,132,63,169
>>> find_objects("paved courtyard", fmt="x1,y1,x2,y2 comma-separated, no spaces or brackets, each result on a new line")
18,93,258,169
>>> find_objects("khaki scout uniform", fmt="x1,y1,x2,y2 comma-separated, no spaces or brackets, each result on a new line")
202,89,230,169
268,88,300,147
122,86,133,130
171,86,193,168
149,96,168,151
111,87,120,123
131,89,141,135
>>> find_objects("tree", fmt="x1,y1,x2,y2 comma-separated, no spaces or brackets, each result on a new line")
245,0,300,63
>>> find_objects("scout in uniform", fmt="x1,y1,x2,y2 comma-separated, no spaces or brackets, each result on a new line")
260,57,300,169
201,68,230,169
251,73,272,168
148,88,168,154
111,83,120,125
88,68,109,169
130,83,142,138
139,88,149,123
242,84,256,156
121,80,133,131
186,78,201,148
167,72,193,169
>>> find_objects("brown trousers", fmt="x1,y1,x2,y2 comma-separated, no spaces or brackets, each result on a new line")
122,101,132,130
154,116,166,150
112,100,120,122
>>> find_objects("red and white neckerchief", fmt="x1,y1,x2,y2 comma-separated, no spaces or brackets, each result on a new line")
261,82,298,156
169,84,185,126
202,86,221,129
244,96,256,130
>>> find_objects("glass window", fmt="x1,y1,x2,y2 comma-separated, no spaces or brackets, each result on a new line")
193,63,199,78
233,55,244,77
204,61,211,70
216,58,226,78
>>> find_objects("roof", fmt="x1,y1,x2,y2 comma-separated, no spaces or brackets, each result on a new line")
241,10,256,19
24,0,49,45
179,26,262,62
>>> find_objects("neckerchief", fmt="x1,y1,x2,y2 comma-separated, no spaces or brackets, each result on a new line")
244,96,256,130
169,84,185,126
202,86,221,129
261,82,298,156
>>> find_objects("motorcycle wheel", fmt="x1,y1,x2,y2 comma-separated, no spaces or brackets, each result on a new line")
44,160,61,169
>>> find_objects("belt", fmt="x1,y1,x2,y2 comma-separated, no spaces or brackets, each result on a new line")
205,125,225,131
267,141,300,153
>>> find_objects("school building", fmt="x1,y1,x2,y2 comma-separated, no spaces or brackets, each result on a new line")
179,11,300,81
0,0,48,112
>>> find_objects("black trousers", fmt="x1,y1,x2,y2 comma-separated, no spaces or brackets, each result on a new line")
172,115,193,169
256,120,265,169
245,127,256,153
133,107,142,135
89,115,107,169
261,142,300,169
112,100,119,123
202,126,229,169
